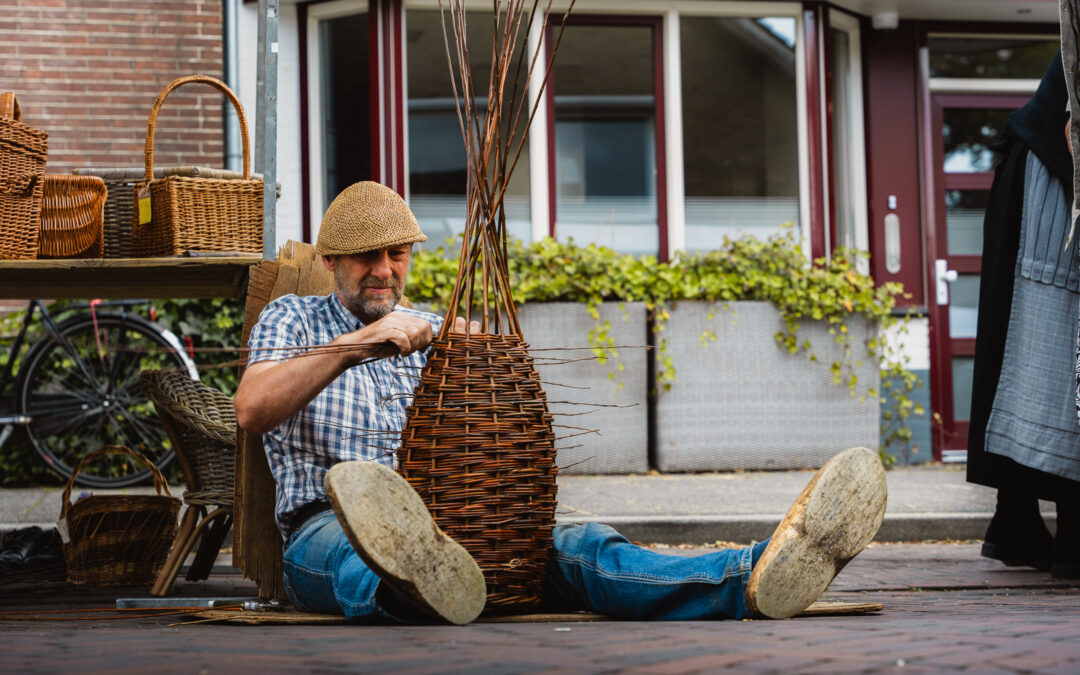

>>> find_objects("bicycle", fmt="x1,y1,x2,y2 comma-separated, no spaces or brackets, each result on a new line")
0,299,198,488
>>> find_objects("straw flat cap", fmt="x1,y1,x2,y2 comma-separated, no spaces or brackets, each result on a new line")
316,181,427,256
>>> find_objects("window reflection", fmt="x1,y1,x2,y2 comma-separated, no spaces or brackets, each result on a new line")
320,13,371,208
948,275,980,339
405,9,532,252
945,190,988,255
951,356,975,422
929,38,1059,79
942,109,1010,173
680,17,799,251
553,24,658,256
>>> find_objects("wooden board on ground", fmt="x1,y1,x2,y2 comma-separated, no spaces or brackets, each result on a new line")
188,601,881,625
798,600,883,616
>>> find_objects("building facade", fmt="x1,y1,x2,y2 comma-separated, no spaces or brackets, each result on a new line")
2,0,227,172
236,0,1061,462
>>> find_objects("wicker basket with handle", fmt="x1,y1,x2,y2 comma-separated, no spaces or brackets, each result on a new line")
0,92,48,260
75,167,278,258
60,446,181,586
131,75,262,256
38,174,107,259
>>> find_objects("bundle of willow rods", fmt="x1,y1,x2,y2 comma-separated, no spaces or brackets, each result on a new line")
398,0,573,611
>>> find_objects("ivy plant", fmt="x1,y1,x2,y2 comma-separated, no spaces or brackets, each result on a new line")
409,228,923,463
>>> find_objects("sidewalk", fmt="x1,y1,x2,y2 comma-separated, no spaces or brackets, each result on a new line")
3,542,1079,673
0,464,1035,544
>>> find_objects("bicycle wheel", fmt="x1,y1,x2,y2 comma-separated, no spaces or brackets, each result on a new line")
16,311,198,488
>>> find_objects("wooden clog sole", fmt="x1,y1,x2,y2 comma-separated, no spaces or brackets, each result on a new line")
324,461,486,625
745,446,887,619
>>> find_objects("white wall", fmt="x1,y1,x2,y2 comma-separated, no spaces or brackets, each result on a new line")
238,2,304,249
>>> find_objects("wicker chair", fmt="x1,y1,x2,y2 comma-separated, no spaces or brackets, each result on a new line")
140,369,237,596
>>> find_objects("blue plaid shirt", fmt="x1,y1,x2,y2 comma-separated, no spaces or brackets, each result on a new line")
247,292,442,538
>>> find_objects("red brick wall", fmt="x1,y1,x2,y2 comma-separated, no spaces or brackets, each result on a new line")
1,0,225,173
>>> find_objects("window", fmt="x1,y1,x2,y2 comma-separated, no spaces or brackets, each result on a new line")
551,22,659,256
680,17,799,251
405,9,532,252
319,13,372,208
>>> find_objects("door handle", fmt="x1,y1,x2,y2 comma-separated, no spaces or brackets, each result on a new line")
935,259,958,306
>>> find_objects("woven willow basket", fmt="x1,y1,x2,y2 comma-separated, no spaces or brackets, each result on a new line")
38,175,107,259
132,75,262,256
399,333,559,612
0,92,48,260
60,446,180,586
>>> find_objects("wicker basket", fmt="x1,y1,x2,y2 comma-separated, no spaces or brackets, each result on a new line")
74,167,278,258
0,92,48,260
399,333,559,612
60,446,181,586
72,168,165,258
131,75,262,256
38,175,107,259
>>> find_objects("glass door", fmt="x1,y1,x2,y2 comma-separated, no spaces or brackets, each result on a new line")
927,94,1029,456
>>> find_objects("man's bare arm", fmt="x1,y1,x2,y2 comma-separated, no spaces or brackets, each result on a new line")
234,311,434,434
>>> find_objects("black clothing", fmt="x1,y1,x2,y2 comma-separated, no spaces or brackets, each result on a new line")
966,53,1080,502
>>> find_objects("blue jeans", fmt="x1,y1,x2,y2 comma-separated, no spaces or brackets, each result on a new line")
283,512,768,622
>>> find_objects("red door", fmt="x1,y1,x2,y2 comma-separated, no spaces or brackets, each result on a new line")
925,93,1030,459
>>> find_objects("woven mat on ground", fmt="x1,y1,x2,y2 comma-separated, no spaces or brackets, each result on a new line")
187,601,882,625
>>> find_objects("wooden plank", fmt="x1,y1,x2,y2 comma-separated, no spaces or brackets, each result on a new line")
235,241,330,601
0,257,260,300
187,600,883,625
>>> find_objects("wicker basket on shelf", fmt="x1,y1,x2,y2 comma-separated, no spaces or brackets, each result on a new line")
131,75,262,257
38,174,107,259
60,446,181,586
73,167,165,258
75,167,276,258
0,92,48,260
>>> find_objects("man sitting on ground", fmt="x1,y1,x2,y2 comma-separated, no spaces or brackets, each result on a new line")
234,181,888,625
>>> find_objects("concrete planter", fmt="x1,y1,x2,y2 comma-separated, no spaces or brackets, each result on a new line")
655,301,880,472
517,302,649,475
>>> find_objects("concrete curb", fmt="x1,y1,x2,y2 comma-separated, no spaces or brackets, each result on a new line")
6,512,1048,546
553,512,1043,544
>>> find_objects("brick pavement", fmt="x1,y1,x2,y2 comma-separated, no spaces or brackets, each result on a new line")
2,543,1079,673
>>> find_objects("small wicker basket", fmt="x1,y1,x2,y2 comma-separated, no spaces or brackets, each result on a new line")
131,75,262,256
60,446,181,586
38,174,107,259
0,92,48,260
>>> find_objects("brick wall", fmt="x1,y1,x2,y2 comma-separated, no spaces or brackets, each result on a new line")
1,0,225,173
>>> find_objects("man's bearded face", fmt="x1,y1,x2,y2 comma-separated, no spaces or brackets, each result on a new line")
331,247,411,324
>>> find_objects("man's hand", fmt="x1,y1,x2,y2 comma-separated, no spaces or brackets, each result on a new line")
338,311,434,363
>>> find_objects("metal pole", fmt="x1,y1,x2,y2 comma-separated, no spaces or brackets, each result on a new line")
223,0,242,172
256,0,279,260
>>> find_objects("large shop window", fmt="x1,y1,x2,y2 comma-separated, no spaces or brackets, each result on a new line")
551,23,659,257
405,9,532,252
319,13,371,208
680,17,799,250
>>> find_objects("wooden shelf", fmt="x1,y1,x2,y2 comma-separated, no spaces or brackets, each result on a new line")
0,256,261,299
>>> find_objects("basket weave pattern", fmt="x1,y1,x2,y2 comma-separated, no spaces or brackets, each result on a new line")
0,92,48,260
60,446,180,586
132,75,262,256
399,333,559,611
38,174,106,258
